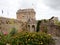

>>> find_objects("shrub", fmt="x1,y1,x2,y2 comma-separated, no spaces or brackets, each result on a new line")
10,32,55,45
0,31,55,45
10,27,17,36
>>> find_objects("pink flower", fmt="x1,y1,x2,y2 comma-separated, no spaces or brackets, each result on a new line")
3,31,8,35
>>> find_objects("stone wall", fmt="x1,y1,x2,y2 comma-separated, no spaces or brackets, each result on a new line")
0,17,25,33
39,19,60,37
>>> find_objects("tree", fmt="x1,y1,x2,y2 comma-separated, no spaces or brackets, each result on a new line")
36,20,41,32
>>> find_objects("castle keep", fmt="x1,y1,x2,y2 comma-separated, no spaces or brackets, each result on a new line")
16,9,37,32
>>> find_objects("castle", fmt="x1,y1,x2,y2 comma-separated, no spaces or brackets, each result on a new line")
16,9,37,32
0,9,37,33
0,8,60,36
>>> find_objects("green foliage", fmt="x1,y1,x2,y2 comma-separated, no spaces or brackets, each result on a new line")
0,31,55,45
53,19,60,26
54,20,60,26
36,20,41,32
10,27,17,36
0,31,3,36
9,19,15,24
43,19,48,23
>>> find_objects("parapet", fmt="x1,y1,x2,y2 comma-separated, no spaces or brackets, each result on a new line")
16,8,36,14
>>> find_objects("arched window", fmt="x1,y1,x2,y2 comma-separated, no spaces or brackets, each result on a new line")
28,25,30,31
32,25,35,31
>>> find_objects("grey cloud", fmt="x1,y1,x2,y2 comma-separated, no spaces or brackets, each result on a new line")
43,0,60,10
20,0,37,9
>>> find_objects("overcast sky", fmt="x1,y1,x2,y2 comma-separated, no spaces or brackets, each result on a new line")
0,0,60,20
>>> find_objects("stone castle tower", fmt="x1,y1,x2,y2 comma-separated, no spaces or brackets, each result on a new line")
16,9,36,22
16,9,37,32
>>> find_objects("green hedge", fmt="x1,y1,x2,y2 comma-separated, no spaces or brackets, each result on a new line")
0,32,54,45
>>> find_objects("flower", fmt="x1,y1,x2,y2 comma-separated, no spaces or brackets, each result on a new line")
6,43,10,45
3,31,8,35
28,39,30,41
48,34,51,36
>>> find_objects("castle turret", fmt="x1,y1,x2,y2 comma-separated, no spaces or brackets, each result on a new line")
16,9,36,22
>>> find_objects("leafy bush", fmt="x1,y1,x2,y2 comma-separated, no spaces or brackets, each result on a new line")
0,31,55,45
10,27,17,36
36,21,41,32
